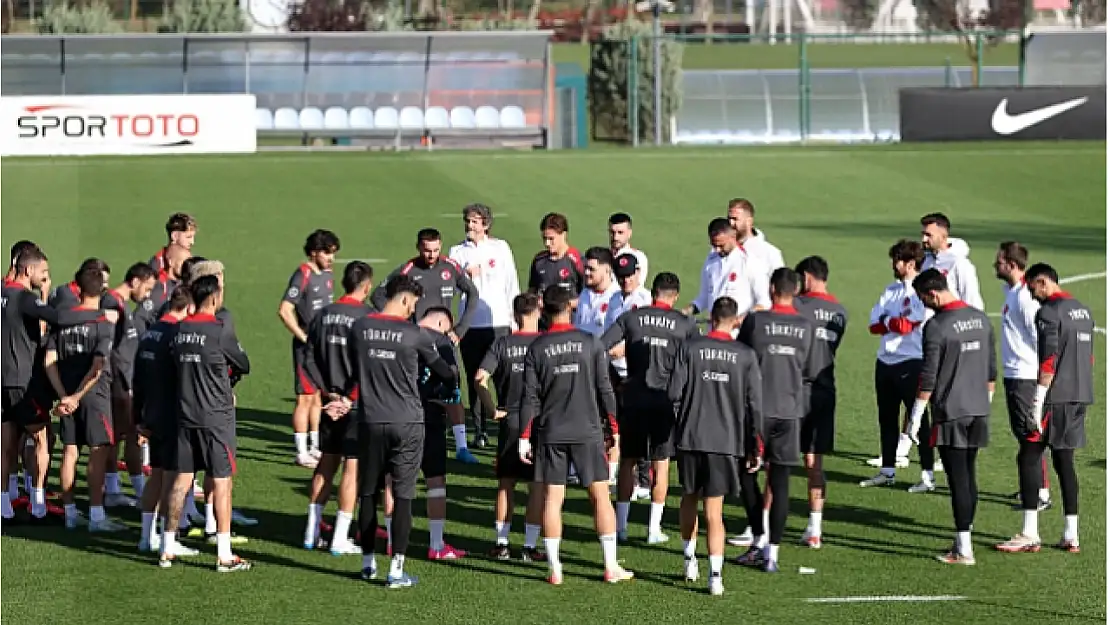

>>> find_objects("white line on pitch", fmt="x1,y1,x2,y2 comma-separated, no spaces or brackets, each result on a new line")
1060,271,1107,285
804,595,967,604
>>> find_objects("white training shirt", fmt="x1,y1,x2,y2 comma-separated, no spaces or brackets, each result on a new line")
922,237,984,310
744,229,786,277
613,245,649,284
869,279,928,364
1001,280,1040,380
574,282,620,337
603,286,653,378
692,246,771,315
447,236,520,329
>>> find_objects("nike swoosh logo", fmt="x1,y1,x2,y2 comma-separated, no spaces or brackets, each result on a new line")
991,97,1089,135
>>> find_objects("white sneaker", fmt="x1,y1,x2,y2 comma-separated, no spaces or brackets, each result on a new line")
631,487,651,501
934,460,944,473
859,473,895,488
908,481,936,494
295,453,319,468
308,448,323,461
727,527,753,547
708,575,724,596
330,541,363,556
167,542,200,557
89,517,127,533
866,456,910,469
646,532,669,545
684,557,699,582
104,493,137,508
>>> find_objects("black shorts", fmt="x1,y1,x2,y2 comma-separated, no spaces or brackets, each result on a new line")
111,364,133,397
422,419,448,479
59,398,114,448
677,451,740,498
534,440,609,486
618,394,675,461
292,342,317,396
171,427,237,478
1040,403,1087,450
801,388,835,454
2,387,50,428
319,415,358,458
358,422,424,499
764,418,802,467
146,431,172,470
929,415,989,450
1004,378,1038,440
495,415,534,481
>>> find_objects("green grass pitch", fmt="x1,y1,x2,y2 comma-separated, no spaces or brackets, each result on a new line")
1,141,1104,624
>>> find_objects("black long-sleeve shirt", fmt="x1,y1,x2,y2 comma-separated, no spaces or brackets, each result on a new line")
46,307,114,400
345,313,455,425
528,248,584,297
306,296,373,394
133,316,181,436
172,313,250,430
738,304,816,421
794,292,848,394
599,302,698,395
480,331,540,418
1036,292,1095,405
669,330,763,457
2,281,59,390
520,323,618,444
919,301,996,421
370,257,479,338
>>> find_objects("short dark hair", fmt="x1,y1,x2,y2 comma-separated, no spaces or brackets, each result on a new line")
727,198,755,215
76,267,105,298
794,256,829,282
912,268,949,294
999,241,1029,270
304,229,340,256
711,296,739,322
75,258,110,282
13,245,46,276
165,212,197,237
1025,262,1058,284
416,228,441,244
542,285,573,317
708,217,733,238
584,246,613,267
124,262,156,285
650,272,680,297
921,212,951,232
180,256,205,285
539,213,569,234
342,261,373,294
770,267,798,297
513,291,541,319
9,240,39,268
167,286,193,312
385,275,423,300
608,212,632,226
421,306,454,325
191,275,221,309
889,239,925,270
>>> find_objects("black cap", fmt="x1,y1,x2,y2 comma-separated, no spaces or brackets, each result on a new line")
614,253,638,278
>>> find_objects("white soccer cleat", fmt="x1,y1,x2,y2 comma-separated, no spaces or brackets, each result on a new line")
799,531,822,549
908,481,936,494
330,541,363,556
727,527,754,547
866,456,909,469
308,448,323,461
859,473,895,488
707,575,724,596
684,557,699,582
168,542,200,557
295,453,319,468
646,532,670,545
631,487,651,501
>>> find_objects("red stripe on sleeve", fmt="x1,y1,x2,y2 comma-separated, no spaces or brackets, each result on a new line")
1040,355,1057,375
607,414,619,436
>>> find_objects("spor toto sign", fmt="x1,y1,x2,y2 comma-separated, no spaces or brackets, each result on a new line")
0,94,257,156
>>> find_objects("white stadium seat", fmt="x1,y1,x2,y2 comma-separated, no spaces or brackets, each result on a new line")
475,106,500,129
374,107,399,130
449,106,476,129
348,107,374,129
399,106,424,129
255,108,274,130
299,107,324,130
273,107,299,130
499,106,526,129
323,107,349,129
424,107,449,129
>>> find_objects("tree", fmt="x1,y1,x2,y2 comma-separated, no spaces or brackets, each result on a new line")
35,0,123,33
916,0,1024,85
160,0,246,32
1073,0,1106,24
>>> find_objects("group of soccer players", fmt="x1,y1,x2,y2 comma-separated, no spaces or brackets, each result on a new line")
0,202,1096,593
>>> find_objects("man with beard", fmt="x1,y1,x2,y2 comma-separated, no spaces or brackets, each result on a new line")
920,213,984,311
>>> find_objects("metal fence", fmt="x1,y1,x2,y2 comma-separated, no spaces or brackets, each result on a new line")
1024,29,1107,86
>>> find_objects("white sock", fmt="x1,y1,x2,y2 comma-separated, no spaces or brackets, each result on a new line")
161,531,177,557
205,502,217,534
309,430,319,450
385,516,393,547
1038,487,1050,502
545,537,562,575
524,523,541,548
389,554,405,578
766,543,779,563
105,473,121,495
217,532,233,561
7,475,17,499
808,511,823,536
761,508,770,536
709,554,723,575
756,532,768,549
896,434,912,457
429,519,445,551
30,487,45,517
616,501,630,532
599,533,618,569
608,462,618,482
495,521,510,546
683,538,697,558
90,505,106,523
362,554,375,569
131,474,145,499
1022,509,1039,539
1064,515,1078,541
922,470,934,485
141,512,155,544
957,531,972,558
0,493,12,518
334,510,353,544
648,502,664,534
305,503,322,544
64,503,77,520
294,432,308,456
452,424,468,451
142,443,150,467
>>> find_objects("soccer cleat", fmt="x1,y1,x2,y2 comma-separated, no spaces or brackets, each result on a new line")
646,532,670,545
521,547,546,562
684,557,699,582
216,556,253,573
428,544,467,560
908,481,936,494
489,544,512,560
1055,538,1080,553
167,543,200,557
308,448,323,461
206,532,249,545
89,517,126,533
762,560,780,573
707,575,724,596
727,528,753,547
735,546,765,568
455,449,479,465
231,509,259,526
603,566,634,583
995,534,1041,553
472,433,490,449
65,512,88,530
104,493,138,508
295,453,319,468
158,555,175,569
859,473,895,488
386,573,419,588
330,541,363,556
547,571,564,585
186,526,206,539
935,550,976,565
361,564,378,581
866,456,910,469
799,532,822,549
631,487,651,501
1010,498,1053,512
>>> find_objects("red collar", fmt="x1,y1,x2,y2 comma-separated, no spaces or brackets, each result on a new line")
940,301,969,312
68,281,79,295
158,314,182,324
370,312,406,321
3,279,23,289
771,304,797,314
514,330,541,336
74,305,98,312
651,301,672,310
547,323,575,333
803,291,838,303
337,296,364,306
707,330,733,341
186,313,219,323
1047,291,1072,301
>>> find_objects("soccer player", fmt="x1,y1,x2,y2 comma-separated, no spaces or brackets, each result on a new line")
528,212,584,298
518,286,632,585
49,258,111,310
992,242,1052,511
475,291,546,562
735,268,815,573
149,212,198,274
726,199,785,276
860,240,935,491
449,204,520,450
324,275,456,588
601,271,697,544
135,246,191,336
793,256,848,548
279,229,339,468
372,228,480,463
301,261,374,555
668,296,763,595
920,213,984,310
997,263,1094,554
6,240,41,281
685,218,770,321
906,268,995,565
161,275,252,571
607,212,649,283
574,247,619,337
43,267,121,532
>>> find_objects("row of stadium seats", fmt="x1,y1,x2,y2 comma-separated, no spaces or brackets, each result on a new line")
255,105,529,131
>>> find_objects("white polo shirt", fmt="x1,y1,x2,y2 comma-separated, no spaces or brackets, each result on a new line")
448,236,520,329
692,246,770,315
